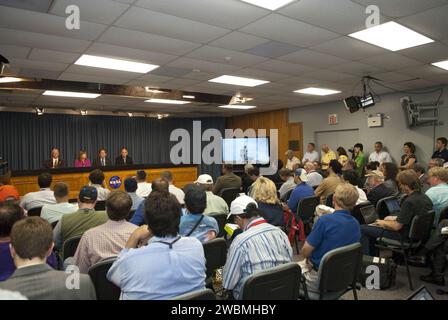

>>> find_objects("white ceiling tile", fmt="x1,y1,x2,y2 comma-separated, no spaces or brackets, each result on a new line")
166,57,242,74
163,78,202,88
134,0,269,29
98,27,201,55
240,14,340,47
371,72,418,83
18,69,62,79
185,46,268,67
398,64,448,78
182,71,220,81
8,58,68,72
58,72,131,85
358,53,424,70
114,7,230,44
209,32,269,52
301,69,358,82
400,42,448,63
327,61,385,76
0,28,91,53
62,65,142,79
0,5,107,41
310,36,389,60
232,68,291,81
245,41,301,58
0,0,52,13
28,49,80,64
0,44,31,59
278,49,350,68
151,66,191,77
252,59,316,76
352,0,448,18
50,0,130,25
133,73,174,82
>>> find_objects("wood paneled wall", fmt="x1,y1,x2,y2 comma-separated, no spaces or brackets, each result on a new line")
226,109,303,165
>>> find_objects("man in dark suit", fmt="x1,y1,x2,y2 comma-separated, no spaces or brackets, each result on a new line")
365,170,395,207
0,217,96,300
42,148,64,169
115,147,133,165
92,148,112,167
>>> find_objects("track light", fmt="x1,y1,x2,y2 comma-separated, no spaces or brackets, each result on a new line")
127,112,133,117
35,107,44,116
80,109,88,116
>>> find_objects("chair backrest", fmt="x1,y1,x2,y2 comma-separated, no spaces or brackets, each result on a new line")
409,210,435,241
202,238,227,278
325,193,334,207
208,212,228,238
318,243,363,298
172,289,216,300
88,258,121,300
27,207,42,217
95,201,106,211
296,196,320,224
375,196,398,219
284,189,294,201
438,206,448,225
51,221,58,229
127,210,136,221
275,182,283,191
351,201,373,224
62,235,82,261
242,262,301,300
68,198,78,204
219,188,241,207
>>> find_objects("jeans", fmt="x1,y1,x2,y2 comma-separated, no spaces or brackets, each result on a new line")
360,225,401,256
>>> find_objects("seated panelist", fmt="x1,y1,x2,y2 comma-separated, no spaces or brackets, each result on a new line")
74,151,91,168
42,148,65,169
92,148,112,167
115,147,133,166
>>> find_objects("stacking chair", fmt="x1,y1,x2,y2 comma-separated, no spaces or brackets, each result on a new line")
208,212,228,238
127,210,136,221
437,206,448,225
351,201,373,224
325,193,334,207
62,235,82,261
88,258,121,300
94,201,106,211
27,206,42,217
219,188,241,207
292,196,320,254
376,196,398,219
172,289,216,300
242,263,301,300
203,238,227,289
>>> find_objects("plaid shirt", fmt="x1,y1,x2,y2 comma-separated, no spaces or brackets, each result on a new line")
73,220,137,273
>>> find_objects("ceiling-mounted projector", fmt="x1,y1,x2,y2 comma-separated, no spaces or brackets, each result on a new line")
344,93,375,113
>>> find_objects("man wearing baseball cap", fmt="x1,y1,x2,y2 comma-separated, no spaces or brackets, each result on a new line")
0,185,20,204
222,195,292,300
287,168,315,214
53,186,108,250
195,174,228,215
365,170,395,207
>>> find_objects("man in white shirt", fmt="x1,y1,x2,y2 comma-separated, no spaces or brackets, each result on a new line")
41,182,78,224
124,178,144,211
304,162,323,187
278,168,296,201
302,143,320,165
285,150,300,171
135,170,152,198
160,171,185,205
368,141,392,164
195,174,229,215
88,169,110,201
20,172,56,211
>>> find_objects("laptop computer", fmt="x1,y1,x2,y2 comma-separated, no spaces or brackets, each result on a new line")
385,198,400,215
360,205,379,225
406,286,435,300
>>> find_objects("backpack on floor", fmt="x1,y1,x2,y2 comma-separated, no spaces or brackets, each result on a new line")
358,255,397,290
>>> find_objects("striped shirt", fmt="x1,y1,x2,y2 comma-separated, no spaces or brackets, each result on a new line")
73,220,138,273
223,218,293,300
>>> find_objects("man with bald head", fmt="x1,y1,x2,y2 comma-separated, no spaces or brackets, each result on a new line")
321,144,337,171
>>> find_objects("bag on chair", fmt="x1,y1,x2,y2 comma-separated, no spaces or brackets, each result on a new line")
358,255,397,290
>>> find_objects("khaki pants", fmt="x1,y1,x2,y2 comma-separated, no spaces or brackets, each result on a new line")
298,259,319,295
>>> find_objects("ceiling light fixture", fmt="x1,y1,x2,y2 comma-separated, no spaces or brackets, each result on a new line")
348,21,434,51
145,87,167,93
240,0,295,11
144,98,190,105
182,95,195,99
35,107,44,115
127,112,133,117
218,105,257,110
0,76,23,83
294,87,341,96
43,90,101,98
432,60,448,71
209,75,269,87
80,109,88,116
75,54,159,73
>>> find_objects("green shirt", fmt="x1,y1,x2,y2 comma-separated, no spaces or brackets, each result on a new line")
354,152,366,178
60,209,108,245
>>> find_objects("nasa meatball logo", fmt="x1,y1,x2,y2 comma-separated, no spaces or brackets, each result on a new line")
109,176,122,189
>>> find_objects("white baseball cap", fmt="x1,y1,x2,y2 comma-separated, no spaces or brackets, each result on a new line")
228,194,257,218
294,168,309,182
195,174,214,184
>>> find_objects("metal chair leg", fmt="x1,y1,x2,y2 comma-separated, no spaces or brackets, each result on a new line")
402,249,414,290
295,234,300,255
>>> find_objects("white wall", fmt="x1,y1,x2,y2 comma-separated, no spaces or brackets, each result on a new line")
289,86,448,165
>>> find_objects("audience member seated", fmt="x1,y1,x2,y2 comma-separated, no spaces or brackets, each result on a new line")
288,169,315,214
432,137,448,163
265,160,284,185
425,167,448,226
160,171,185,205
124,178,144,211
40,182,78,224
302,143,320,165
74,150,91,168
241,164,254,194
320,144,337,171
337,146,349,166
195,174,229,215
313,161,325,177
342,159,356,173
342,170,367,205
0,185,20,205
88,169,110,201
251,177,284,227
299,184,361,294
135,170,152,198
179,185,218,242
362,161,380,188
0,204,57,281
304,162,323,188
379,162,400,195
400,142,417,170
360,170,433,256
53,186,108,249
20,172,56,211
368,141,392,164
0,217,95,299
73,191,138,273
278,168,296,200
429,158,445,169
413,163,430,193
365,170,395,207
107,191,206,300
246,166,261,197
285,150,300,171
130,178,169,226
213,164,242,196
222,196,292,300
315,160,342,204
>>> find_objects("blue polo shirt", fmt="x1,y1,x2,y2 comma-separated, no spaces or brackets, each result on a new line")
432,148,448,162
306,210,360,268
287,182,315,213
179,213,219,243
130,200,145,226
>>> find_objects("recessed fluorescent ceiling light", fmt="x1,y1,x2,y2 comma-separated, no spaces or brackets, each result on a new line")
183,95,195,99
0,77,23,83
294,88,341,96
241,0,295,10
43,90,101,98
432,60,448,71
145,98,190,105
349,21,433,51
75,54,159,73
218,105,257,110
209,75,269,87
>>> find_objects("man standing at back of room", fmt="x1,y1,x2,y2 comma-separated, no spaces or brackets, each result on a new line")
320,144,337,171
368,141,392,164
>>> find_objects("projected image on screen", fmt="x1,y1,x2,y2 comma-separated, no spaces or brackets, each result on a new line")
222,138,270,165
